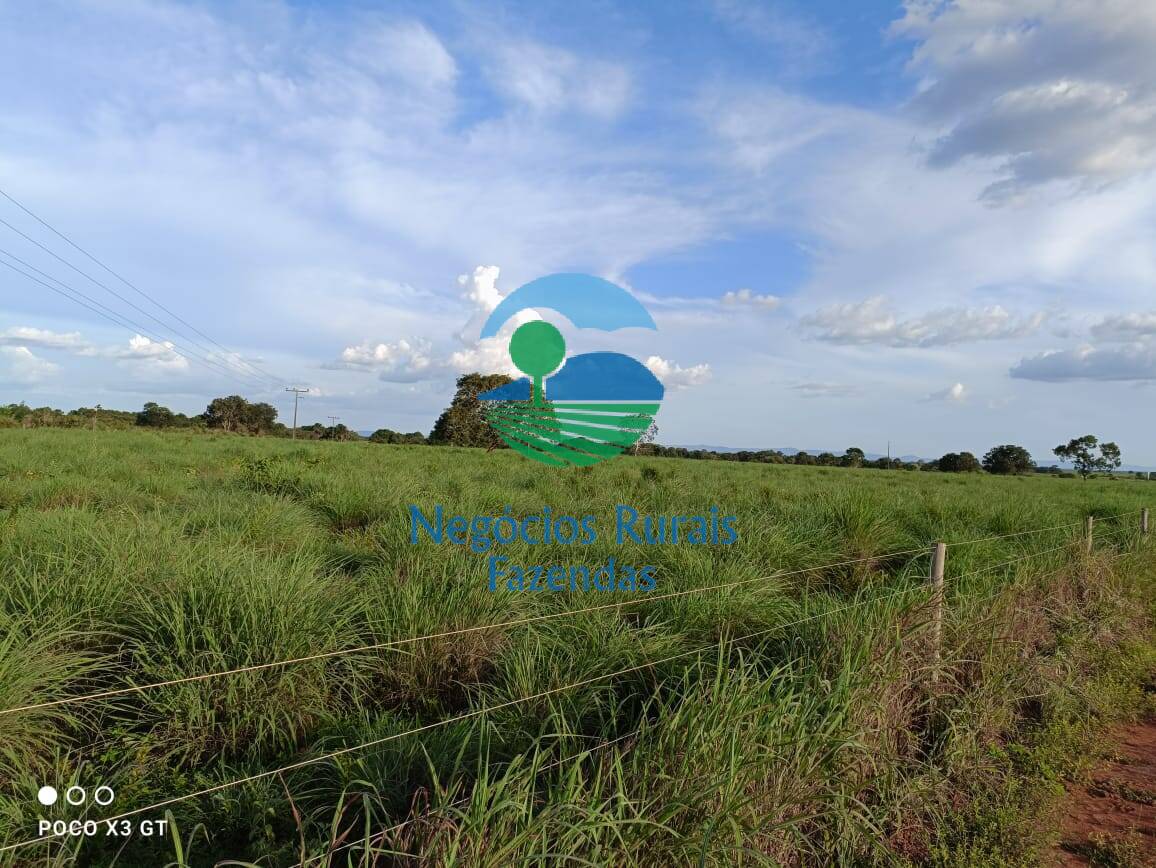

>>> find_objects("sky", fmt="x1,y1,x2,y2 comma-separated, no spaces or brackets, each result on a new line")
1,0,1155,465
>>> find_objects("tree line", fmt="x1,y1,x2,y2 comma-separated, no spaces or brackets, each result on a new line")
0,373,1134,480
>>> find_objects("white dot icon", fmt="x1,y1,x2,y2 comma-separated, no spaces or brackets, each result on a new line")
37,786,58,806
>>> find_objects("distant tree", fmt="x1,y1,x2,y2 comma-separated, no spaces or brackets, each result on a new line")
938,451,981,473
982,444,1035,475
203,396,278,435
428,373,513,448
793,451,816,466
321,423,359,442
841,447,865,468
136,401,175,428
244,402,278,435
628,415,658,456
1053,435,1123,480
816,452,838,467
370,428,427,445
203,395,248,432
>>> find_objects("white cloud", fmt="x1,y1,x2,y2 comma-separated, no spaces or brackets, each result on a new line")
721,288,781,309
486,40,631,119
924,382,967,402
1090,312,1156,342
0,346,58,384
1011,343,1156,382
712,0,832,75
331,337,435,382
353,21,457,90
792,382,860,399
800,296,1045,347
327,265,539,381
0,326,90,352
895,0,1156,201
644,355,711,390
112,335,190,372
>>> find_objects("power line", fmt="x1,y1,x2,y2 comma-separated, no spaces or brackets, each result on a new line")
0,254,270,392
0,214,279,388
0,186,283,387
0,245,272,390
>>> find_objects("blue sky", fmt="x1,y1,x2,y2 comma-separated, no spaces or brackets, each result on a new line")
1,0,1155,464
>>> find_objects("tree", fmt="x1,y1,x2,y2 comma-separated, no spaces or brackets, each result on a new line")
628,414,658,456
322,423,359,441
938,451,981,473
244,402,278,435
428,373,513,448
841,447,865,468
1053,435,1123,480
203,396,248,432
982,444,1035,475
136,401,176,428
370,428,427,445
203,396,278,435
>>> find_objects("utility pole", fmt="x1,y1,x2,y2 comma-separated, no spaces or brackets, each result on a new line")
285,387,308,439
327,415,340,427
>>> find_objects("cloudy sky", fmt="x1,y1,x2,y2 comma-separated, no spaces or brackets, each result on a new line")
1,0,1155,464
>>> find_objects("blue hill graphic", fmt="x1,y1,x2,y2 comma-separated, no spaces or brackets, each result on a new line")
480,274,656,339
479,351,664,402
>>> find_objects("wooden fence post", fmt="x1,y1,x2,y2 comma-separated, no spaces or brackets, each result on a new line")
1085,516,1094,556
929,541,947,685
1143,508,1150,536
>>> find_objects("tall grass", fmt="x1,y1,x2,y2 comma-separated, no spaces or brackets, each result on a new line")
0,428,1151,865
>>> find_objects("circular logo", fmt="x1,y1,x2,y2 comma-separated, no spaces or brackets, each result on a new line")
477,274,663,467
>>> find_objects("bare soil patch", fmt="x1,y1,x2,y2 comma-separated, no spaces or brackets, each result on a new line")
1053,719,1156,866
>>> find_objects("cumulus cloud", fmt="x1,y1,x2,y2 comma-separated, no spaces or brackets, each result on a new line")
0,326,91,352
0,346,59,383
644,355,711,390
721,288,781,309
329,265,539,381
1090,312,1156,342
330,337,435,382
111,335,189,372
800,296,1045,347
1011,343,1156,382
895,0,1156,201
923,382,967,402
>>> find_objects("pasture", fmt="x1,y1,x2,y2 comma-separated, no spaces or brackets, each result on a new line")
0,429,1152,866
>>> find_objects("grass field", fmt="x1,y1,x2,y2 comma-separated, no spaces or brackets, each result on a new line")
0,428,1153,866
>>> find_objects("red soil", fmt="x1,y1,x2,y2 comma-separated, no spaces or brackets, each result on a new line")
1052,718,1156,866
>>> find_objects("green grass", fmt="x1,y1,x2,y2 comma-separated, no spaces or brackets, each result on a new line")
0,428,1152,866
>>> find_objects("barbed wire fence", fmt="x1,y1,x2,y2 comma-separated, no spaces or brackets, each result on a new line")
0,508,1149,862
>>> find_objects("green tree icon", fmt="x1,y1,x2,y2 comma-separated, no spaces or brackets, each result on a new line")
509,321,565,407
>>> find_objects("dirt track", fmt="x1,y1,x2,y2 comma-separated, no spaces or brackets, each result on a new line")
1052,718,1156,866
